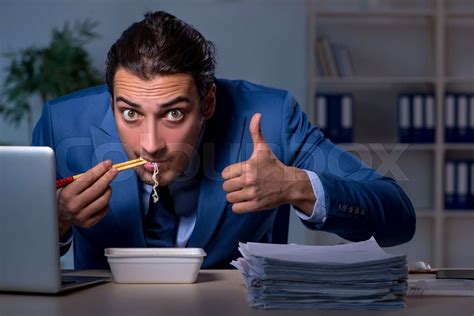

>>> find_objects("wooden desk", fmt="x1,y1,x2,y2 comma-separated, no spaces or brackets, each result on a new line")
0,270,473,316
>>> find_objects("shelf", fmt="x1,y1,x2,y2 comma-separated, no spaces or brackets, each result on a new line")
444,144,474,151
309,0,474,268
340,143,436,152
314,77,435,86
445,77,474,84
443,211,474,219
416,210,436,218
315,10,436,18
447,11,474,18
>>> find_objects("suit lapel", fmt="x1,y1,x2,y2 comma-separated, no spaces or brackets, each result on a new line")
187,107,248,249
90,106,145,247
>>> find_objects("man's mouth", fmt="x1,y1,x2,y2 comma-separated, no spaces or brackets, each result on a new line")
141,159,166,172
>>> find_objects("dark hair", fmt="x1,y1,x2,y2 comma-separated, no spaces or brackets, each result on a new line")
105,11,216,101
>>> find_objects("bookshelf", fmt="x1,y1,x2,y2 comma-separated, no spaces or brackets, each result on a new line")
307,0,474,268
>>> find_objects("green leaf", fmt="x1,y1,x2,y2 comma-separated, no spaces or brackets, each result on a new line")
0,18,103,124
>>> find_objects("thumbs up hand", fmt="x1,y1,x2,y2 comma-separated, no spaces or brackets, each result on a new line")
222,113,303,213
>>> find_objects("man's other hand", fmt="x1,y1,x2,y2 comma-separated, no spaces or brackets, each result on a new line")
222,113,294,213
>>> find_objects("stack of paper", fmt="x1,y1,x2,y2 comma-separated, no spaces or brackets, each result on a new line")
231,237,407,310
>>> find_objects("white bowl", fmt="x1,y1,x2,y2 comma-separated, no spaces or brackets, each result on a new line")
104,248,206,284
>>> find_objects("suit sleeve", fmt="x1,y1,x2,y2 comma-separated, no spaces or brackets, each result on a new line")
32,102,54,148
281,92,416,247
32,102,73,255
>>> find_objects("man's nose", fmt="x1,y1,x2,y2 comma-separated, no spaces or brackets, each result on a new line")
140,126,166,156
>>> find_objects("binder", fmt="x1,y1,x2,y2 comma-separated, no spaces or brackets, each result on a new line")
469,95,474,143
339,94,353,143
316,95,327,132
445,161,456,209
398,95,411,143
424,95,435,143
328,95,342,143
412,95,424,143
457,94,468,143
456,161,469,209
315,93,354,143
470,161,474,209
445,94,456,143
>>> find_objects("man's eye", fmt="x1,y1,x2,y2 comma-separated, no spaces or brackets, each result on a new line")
122,109,139,122
166,109,184,122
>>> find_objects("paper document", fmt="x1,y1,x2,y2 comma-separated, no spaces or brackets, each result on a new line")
232,237,408,310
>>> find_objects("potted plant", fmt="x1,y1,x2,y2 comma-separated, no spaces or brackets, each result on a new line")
0,19,103,143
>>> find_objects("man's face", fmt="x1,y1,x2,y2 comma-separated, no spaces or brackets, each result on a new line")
113,68,215,186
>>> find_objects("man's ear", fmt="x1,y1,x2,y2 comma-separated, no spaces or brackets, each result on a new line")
202,84,216,120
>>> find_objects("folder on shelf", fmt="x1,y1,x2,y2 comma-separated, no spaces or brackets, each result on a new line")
314,93,353,144
412,94,424,143
315,95,327,131
424,94,435,143
470,161,474,209
445,160,456,209
469,95,474,143
445,94,456,143
456,161,469,210
457,95,469,143
328,94,342,142
339,94,353,143
398,94,412,143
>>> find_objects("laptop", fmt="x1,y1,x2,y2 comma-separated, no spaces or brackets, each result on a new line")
0,146,109,293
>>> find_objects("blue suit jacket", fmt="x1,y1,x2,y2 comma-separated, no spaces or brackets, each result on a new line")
32,79,416,269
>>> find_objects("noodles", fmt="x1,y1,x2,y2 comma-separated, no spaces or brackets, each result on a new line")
151,162,159,203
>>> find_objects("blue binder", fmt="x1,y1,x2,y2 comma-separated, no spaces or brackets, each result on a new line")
328,94,342,143
457,94,469,143
315,94,328,134
445,160,456,209
424,94,435,143
398,94,412,143
315,93,354,144
445,94,456,143
469,95,474,143
339,94,353,143
456,160,469,209
412,94,424,143
470,161,474,209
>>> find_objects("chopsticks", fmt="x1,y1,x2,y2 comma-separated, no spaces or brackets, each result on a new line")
56,158,147,188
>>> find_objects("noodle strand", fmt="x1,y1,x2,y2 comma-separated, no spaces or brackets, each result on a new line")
151,162,159,203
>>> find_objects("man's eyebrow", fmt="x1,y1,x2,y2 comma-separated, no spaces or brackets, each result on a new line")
160,96,192,109
115,96,192,109
115,96,142,108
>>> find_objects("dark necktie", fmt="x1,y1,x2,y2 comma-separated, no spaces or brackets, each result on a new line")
144,186,176,247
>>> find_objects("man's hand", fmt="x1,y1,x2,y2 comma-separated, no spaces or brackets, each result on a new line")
222,113,316,215
57,160,118,238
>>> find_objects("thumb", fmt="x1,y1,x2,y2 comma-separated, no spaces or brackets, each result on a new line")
250,113,270,156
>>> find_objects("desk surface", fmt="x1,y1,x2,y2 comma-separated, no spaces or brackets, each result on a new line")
1,270,473,316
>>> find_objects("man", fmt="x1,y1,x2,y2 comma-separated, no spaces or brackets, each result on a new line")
32,11,415,269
